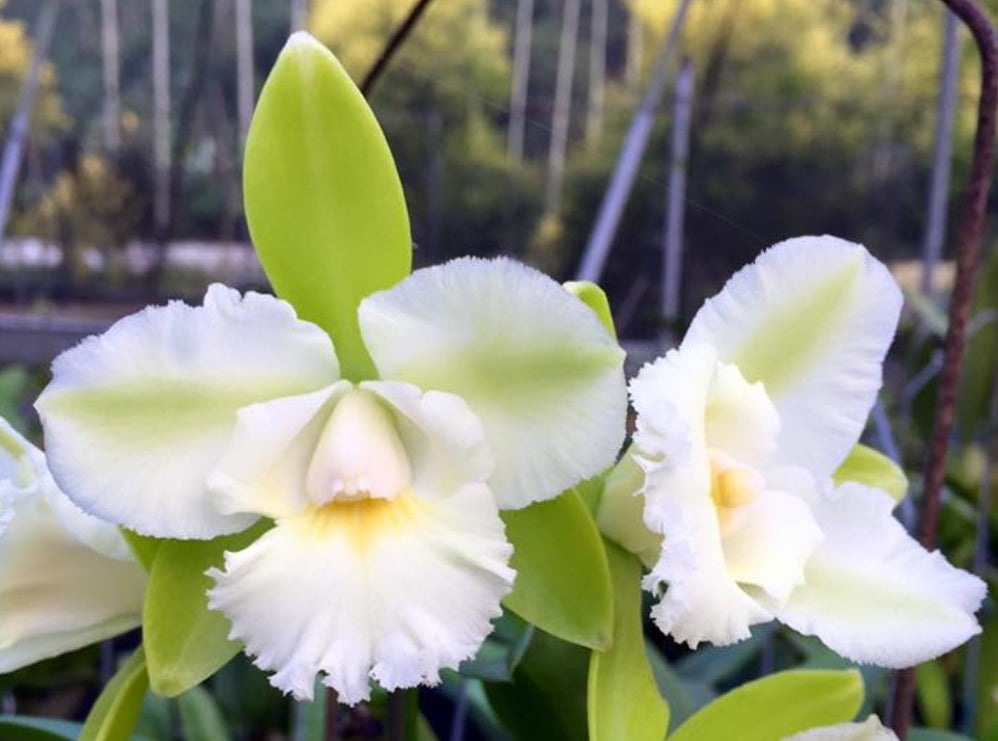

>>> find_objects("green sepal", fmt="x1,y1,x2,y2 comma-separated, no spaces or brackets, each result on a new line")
144,521,271,696
668,669,864,741
79,647,149,741
120,529,162,572
502,489,614,650
564,281,617,339
833,444,908,502
243,33,411,380
587,541,669,741
177,686,233,741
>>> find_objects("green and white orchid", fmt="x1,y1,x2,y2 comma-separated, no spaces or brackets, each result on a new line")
625,235,985,666
0,416,145,673
34,37,625,705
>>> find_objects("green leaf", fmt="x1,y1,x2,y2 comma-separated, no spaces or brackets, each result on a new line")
290,678,327,741
564,281,617,339
978,614,998,737
645,642,708,731
459,612,534,682
80,648,149,741
144,522,270,696
668,669,864,741
502,489,614,649
587,541,669,741
915,661,951,730
832,444,908,502
243,33,411,381
485,630,590,741
120,529,162,572
178,686,232,741
0,716,82,741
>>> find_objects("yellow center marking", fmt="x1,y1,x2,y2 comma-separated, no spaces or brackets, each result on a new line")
295,490,426,553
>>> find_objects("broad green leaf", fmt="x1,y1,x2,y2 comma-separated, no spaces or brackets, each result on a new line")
502,489,613,650
915,661,951,730
669,669,864,741
244,33,411,381
80,648,149,741
0,716,82,740
144,522,270,696
485,630,590,741
588,541,669,741
833,445,907,502
120,529,162,572
178,686,232,741
564,281,617,339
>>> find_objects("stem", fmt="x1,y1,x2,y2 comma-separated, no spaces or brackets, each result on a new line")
888,0,998,737
360,0,436,96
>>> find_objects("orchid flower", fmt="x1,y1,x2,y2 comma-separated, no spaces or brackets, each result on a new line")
35,262,624,703
782,716,898,741
624,235,985,666
0,416,145,673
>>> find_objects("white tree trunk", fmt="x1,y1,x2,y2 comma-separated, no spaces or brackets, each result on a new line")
545,0,582,215
662,59,694,325
921,11,961,299
0,0,61,244
576,0,693,282
152,0,171,237
100,0,121,154
587,0,607,145
235,0,255,156
507,0,534,161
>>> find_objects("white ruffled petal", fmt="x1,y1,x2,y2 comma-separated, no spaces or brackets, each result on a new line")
632,346,771,646
723,486,824,604
685,236,902,478
778,483,986,668
0,491,145,673
208,383,350,519
705,362,780,468
782,716,898,741
208,485,514,703
359,257,626,509
36,285,340,538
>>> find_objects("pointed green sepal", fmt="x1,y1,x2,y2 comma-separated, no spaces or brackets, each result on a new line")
244,32,411,380
833,444,908,502
587,541,669,741
79,647,149,741
502,489,614,650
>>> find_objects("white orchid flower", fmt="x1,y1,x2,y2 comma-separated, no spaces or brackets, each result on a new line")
629,235,985,666
35,257,626,703
0,416,145,673
782,716,898,741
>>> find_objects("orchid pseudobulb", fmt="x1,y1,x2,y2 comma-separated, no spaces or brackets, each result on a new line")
0,416,145,673
618,235,985,666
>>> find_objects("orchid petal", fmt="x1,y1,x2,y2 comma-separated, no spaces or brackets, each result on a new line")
685,236,902,477
596,450,661,569
723,486,823,603
778,483,986,668
0,460,145,673
359,257,626,509
782,716,898,741
208,484,514,703
632,345,771,646
37,285,340,539
208,383,350,520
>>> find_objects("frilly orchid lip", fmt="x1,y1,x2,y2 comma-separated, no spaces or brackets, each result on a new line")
35,256,627,701
0,416,145,674
781,716,898,741
626,235,986,667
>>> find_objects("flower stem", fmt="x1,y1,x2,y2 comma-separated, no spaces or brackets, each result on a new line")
888,0,998,737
